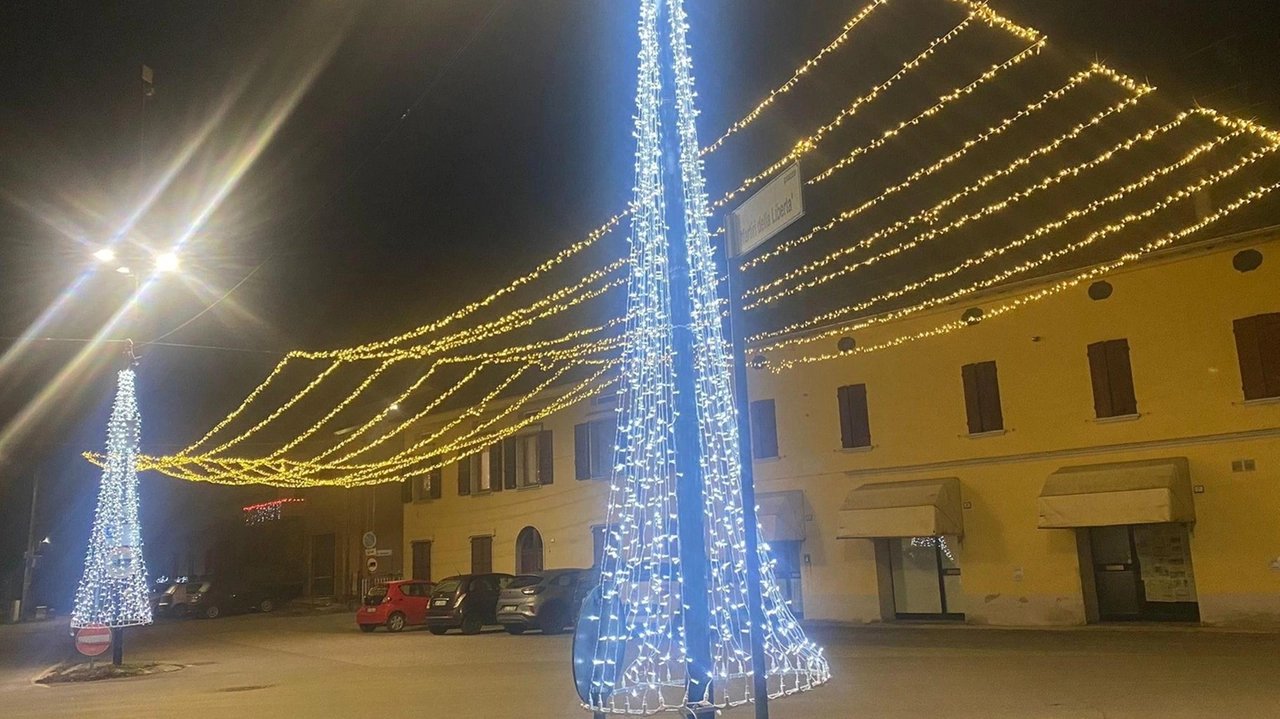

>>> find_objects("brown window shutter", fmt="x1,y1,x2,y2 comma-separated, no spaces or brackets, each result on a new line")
457,457,471,496
538,430,554,485
978,362,1004,432
1262,314,1280,397
961,364,983,434
837,386,854,449
574,423,591,480
401,478,413,504
838,385,871,448
492,443,508,492
750,400,779,459
429,468,443,500
1234,316,1267,400
471,536,492,575
1087,342,1114,418
1105,340,1138,416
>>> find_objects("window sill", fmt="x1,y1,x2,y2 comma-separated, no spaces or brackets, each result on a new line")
839,445,875,454
1240,396,1280,407
1092,413,1142,425
753,456,782,464
963,429,1008,439
516,483,543,492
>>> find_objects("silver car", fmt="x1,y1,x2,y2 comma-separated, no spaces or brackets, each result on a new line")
496,568,589,635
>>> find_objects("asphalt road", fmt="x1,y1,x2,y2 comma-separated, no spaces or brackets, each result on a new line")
1,611,1278,718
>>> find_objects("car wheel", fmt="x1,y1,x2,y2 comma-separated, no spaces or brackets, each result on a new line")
505,625,526,635
540,606,567,635
258,598,275,613
460,614,483,635
204,605,220,620
386,612,407,633
428,626,448,636
359,624,377,633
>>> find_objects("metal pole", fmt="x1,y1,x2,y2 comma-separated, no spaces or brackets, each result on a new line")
111,627,123,666
19,467,41,621
658,2,714,714
726,256,771,718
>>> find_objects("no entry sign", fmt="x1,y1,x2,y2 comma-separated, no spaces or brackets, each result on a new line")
75,624,112,657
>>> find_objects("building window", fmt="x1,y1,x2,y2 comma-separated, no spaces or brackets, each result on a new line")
1087,339,1138,418
750,399,780,460
503,431,554,489
413,468,443,502
961,361,1004,434
1234,313,1280,400
516,527,544,574
837,384,871,449
471,536,493,575
575,419,615,480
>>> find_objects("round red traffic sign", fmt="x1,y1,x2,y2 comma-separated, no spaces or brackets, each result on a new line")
75,624,112,657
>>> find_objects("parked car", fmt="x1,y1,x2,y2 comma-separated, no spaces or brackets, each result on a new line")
154,579,204,617
497,568,590,635
425,573,515,635
357,580,436,633
187,579,297,619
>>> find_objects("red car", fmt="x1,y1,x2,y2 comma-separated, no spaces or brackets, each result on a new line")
357,580,436,633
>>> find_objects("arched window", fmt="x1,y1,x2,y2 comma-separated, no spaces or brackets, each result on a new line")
516,526,544,574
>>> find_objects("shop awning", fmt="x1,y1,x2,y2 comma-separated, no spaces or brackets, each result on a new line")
757,490,805,543
1038,457,1194,529
836,478,963,539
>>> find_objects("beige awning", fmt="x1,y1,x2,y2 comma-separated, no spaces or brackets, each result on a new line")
836,478,963,539
1038,457,1194,529
757,490,805,543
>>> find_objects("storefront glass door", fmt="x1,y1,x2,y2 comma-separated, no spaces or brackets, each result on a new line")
888,537,963,619
1089,523,1198,622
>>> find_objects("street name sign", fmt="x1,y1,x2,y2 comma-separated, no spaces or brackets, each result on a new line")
728,162,805,258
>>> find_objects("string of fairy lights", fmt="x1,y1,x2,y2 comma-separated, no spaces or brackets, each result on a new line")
105,0,1280,489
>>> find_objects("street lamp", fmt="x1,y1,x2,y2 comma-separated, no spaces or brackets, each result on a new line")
93,248,117,263
154,252,179,273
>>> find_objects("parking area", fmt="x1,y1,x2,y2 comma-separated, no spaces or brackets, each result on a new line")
2,611,1278,719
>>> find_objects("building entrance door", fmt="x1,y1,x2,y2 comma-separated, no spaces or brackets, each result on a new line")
310,533,336,597
412,541,432,582
888,537,963,620
1089,524,1198,622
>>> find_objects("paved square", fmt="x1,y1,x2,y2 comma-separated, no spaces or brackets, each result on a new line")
2,613,1276,718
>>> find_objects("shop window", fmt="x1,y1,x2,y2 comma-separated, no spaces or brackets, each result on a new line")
1234,313,1280,400
750,399,779,460
1087,339,1138,418
575,419,616,480
961,361,1004,434
837,384,871,449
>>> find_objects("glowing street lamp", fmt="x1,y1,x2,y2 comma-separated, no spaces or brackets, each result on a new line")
93,248,117,263
154,252,179,273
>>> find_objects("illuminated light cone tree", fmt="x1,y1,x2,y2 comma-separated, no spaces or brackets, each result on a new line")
583,0,829,714
71,368,152,663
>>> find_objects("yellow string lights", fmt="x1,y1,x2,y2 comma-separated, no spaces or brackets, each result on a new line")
753,113,1280,354
123,0,1279,489
742,108,1237,311
762,179,1280,372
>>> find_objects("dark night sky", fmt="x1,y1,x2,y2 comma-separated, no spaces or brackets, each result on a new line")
1,0,1277,606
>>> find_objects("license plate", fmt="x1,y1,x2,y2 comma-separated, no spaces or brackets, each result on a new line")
366,607,377,613
432,599,448,606
502,605,517,612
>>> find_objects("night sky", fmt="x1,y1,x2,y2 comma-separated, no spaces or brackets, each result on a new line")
1,0,1277,607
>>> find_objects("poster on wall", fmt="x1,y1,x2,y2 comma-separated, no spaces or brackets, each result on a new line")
1134,524,1197,603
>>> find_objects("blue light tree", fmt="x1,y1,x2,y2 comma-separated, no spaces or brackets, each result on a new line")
585,0,829,713
71,368,153,648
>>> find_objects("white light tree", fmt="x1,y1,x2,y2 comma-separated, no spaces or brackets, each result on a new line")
71,368,152,658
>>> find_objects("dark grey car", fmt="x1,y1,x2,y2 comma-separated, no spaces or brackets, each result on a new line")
496,568,589,635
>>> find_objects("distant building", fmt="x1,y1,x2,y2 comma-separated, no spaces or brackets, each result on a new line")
401,230,1279,629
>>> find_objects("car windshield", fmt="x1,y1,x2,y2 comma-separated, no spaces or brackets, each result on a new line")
433,578,461,595
507,575,543,589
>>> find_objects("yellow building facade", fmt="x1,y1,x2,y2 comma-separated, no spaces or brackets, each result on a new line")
402,230,1280,628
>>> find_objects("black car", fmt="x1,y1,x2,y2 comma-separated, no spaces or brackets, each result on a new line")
425,573,515,635
187,579,299,619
